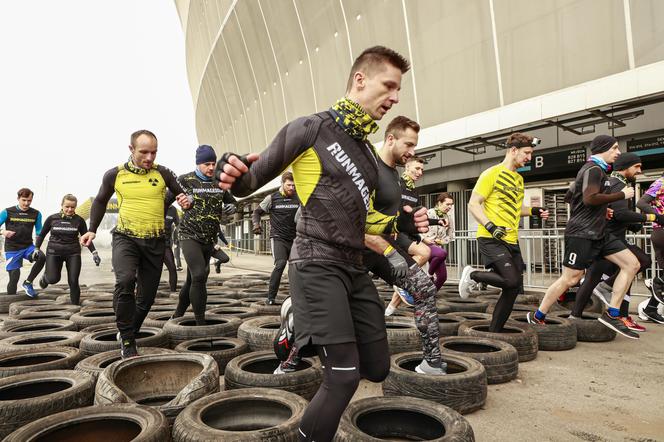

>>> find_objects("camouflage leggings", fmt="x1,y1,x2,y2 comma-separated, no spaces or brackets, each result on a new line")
396,264,442,368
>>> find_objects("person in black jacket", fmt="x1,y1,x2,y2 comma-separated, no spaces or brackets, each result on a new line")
36,194,100,305
571,153,658,331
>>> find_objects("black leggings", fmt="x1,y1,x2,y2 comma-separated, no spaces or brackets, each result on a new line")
163,245,177,292
298,339,390,442
471,257,523,332
44,254,82,305
6,250,45,294
572,243,650,317
175,239,214,323
268,238,292,301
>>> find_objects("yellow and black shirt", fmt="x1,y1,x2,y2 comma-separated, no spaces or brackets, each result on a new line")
88,161,184,239
474,164,524,244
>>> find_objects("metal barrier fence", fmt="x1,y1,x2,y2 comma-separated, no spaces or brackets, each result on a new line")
224,220,658,289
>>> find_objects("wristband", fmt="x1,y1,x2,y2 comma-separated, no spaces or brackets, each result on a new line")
646,214,656,222
383,245,395,256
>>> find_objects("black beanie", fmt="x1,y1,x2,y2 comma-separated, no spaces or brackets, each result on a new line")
590,135,618,154
613,152,641,171
196,145,217,164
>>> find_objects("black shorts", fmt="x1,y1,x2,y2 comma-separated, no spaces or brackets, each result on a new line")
563,235,627,270
478,237,525,271
289,261,387,351
363,238,416,286
395,233,417,252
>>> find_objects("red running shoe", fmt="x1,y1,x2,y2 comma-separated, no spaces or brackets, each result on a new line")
622,316,646,332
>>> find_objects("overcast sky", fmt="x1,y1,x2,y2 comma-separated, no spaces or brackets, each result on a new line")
0,0,197,216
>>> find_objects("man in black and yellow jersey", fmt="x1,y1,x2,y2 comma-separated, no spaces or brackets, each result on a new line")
213,46,426,442
458,132,549,332
81,129,190,358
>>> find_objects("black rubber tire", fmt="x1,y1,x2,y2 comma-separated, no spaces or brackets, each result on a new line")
224,350,322,400
458,320,538,362
440,336,518,384
174,337,249,374
452,312,492,321
551,311,616,342
515,291,543,306
250,299,284,316
203,297,242,309
79,326,168,356
0,294,27,314
207,306,259,319
0,331,84,353
8,299,61,317
557,294,605,314
438,314,466,336
172,387,307,441
20,304,81,316
0,346,82,378
69,308,117,330
224,279,265,289
510,313,577,351
0,319,77,339
385,316,421,355
3,310,74,326
237,316,281,352
488,303,534,315
95,352,219,423
335,396,475,441
0,369,95,438
438,299,489,313
3,404,170,442
382,352,487,415
143,312,174,328
75,347,176,383
239,296,268,306
438,285,501,298
163,314,242,347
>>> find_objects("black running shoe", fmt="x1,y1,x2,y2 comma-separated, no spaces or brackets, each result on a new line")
120,339,139,359
598,312,639,340
265,298,275,306
649,277,664,305
641,309,664,324
274,347,301,374
215,263,221,274
38,275,48,289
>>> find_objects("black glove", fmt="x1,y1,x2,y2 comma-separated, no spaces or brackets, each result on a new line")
252,225,263,235
92,251,101,266
530,207,546,217
385,247,408,281
395,206,425,235
30,249,43,262
222,203,236,215
484,221,507,240
213,153,256,197
655,214,664,225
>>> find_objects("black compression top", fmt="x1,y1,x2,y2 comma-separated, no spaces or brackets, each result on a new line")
400,177,419,209
252,190,300,242
607,174,646,239
36,213,96,256
0,206,42,251
228,111,379,265
565,162,625,239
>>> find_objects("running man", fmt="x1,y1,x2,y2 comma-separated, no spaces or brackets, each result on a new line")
459,133,549,332
80,129,191,358
0,188,46,297
571,153,653,331
363,115,445,375
36,194,100,305
163,205,179,292
636,171,664,323
214,46,418,442
422,193,455,290
213,229,231,274
172,145,237,325
526,135,641,339
252,171,300,305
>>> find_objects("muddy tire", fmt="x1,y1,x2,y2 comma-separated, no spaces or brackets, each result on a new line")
69,308,117,330
173,387,306,441
143,312,173,329
79,326,168,356
8,299,61,317
20,304,81,316
3,404,170,442
551,312,616,342
237,316,281,352
203,296,242,309
452,312,492,322
0,369,95,438
510,314,577,351
224,350,322,400
207,306,259,319
3,310,74,326
458,320,538,362
438,314,466,337
250,299,284,316
75,347,176,383
385,316,421,355
556,294,604,314
335,396,475,441
0,319,77,339
382,352,487,414
0,331,84,353
163,314,242,347
0,346,82,378
95,353,219,423
440,336,518,384
438,299,489,313
174,337,248,374
0,295,26,314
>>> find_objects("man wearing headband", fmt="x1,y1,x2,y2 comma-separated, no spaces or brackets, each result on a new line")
459,132,549,332
528,135,641,340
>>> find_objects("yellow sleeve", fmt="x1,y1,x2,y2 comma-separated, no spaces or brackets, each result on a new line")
473,168,496,199
365,190,397,234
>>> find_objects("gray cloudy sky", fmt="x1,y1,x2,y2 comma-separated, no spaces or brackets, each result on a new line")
0,0,197,216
